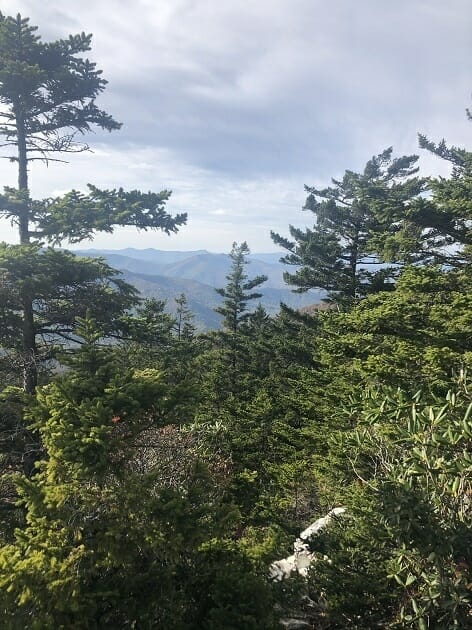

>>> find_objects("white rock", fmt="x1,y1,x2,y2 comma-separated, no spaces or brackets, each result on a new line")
269,507,346,581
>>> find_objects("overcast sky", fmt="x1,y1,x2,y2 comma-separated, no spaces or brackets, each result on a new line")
1,0,471,252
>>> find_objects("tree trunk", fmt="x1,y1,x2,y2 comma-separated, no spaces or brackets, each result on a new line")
15,105,37,393
350,228,359,300
16,105,29,243
22,297,37,393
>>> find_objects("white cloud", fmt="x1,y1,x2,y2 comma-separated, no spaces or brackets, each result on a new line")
0,1,471,251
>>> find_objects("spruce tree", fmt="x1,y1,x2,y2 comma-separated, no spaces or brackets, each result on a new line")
0,245,140,383
174,293,196,341
209,242,267,396
215,242,267,333
0,315,277,628
0,12,121,242
410,134,472,266
271,148,424,305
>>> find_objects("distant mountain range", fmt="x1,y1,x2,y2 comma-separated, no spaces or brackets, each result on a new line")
74,248,324,329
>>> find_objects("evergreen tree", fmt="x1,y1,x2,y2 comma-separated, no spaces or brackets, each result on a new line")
366,131,472,268
124,297,176,349
119,295,200,391
271,148,423,304
0,245,139,383
174,293,196,341
215,242,268,333
0,12,120,242
201,242,268,400
315,265,472,396
0,13,187,391
0,316,278,628
407,134,472,266
169,294,199,385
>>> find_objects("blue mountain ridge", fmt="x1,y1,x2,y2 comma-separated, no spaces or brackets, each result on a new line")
74,248,323,329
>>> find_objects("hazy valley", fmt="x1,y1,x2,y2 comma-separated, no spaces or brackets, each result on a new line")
75,247,324,328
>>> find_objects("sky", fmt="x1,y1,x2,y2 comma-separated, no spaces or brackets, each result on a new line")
0,0,471,253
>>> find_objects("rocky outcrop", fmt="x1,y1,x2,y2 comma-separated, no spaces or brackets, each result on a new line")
269,507,346,581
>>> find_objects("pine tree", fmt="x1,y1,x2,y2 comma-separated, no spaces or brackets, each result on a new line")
125,297,176,349
207,242,268,398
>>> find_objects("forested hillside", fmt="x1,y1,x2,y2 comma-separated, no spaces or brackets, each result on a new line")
0,12,471,630
74,248,323,329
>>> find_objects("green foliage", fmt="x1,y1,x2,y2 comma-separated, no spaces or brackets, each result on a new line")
174,293,196,342
185,540,279,630
271,148,424,303
122,297,175,348
198,242,270,401
307,494,400,629
0,11,186,393
215,242,268,333
316,266,472,394
308,383,472,629
118,296,201,418
0,11,119,159
31,185,186,245
0,315,277,628
0,11,186,242
412,135,472,266
0,386,30,543
194,315,324,534
0,244,140,387
0,245,139,341
1,12,471,627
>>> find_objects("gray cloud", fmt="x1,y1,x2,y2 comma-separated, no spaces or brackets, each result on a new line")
0,0,471,251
